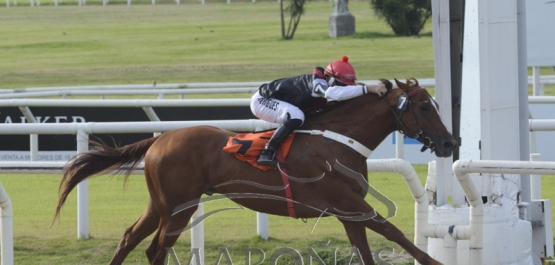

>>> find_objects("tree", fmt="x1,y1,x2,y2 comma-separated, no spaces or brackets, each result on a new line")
370,0,432,36
280,0,306,40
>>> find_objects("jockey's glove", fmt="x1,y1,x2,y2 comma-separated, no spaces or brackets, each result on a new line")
365,82,387,97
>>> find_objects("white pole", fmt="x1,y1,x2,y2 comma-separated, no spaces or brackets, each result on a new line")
0,182,14,265
191,203,204,265
18,106,39,161
395,132,404,159
77,130,89,239
254,125,270,240
6,0,9,7
256,212,269,240
533,66,543,96
530,153,541,200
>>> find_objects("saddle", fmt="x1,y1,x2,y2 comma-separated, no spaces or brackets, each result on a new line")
222,130,295,171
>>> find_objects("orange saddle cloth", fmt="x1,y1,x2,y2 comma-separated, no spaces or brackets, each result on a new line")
222,130,295,171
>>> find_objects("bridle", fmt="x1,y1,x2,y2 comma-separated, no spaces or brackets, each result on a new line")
382,88,434,152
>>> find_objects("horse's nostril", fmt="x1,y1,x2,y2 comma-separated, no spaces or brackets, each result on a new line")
443,140,457,150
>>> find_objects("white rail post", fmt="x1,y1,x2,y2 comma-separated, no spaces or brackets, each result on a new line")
256,212,269,240
254,126,269,240
530,153,541,200
533,66,543,96
0,182,14,265
395,132,404,159
18,106,39,161
77,130,89,239
191,203,204,265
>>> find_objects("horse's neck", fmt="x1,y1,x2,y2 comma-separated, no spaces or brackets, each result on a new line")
302,95,398,151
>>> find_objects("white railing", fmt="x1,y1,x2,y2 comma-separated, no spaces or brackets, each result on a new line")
448,160,555,265
0,119,278,239
1,76,554,99
0,182,13,265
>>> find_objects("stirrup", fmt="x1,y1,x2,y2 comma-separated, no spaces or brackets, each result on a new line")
257,149,277,167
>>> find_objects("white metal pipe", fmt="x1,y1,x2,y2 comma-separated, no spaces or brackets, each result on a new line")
0,98,251,107
18,106,39,161
0,119,278,135
365,159,476,264
455,159,555,175
530,153,542,200
142,107,160,122
443,234,457,265
518,0,532,215
452,161,483,265
530,119,555,131
0,79,402,94
529,96,555,104
0,161,144,174
191,203,204,265
256,212,269,240
0,182,14,265
4,76,555,95
452,159,555,265
0,161,67,174
0,87,260,99
366,159,430,256
395,132,404,159
533,67,544,96
77,130,89,239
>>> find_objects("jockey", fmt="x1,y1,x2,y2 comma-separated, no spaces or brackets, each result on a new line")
250,56,387,167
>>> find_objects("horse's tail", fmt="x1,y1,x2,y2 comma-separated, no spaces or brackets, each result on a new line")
52,136,159,224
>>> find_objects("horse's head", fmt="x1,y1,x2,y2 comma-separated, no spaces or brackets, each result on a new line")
384,78,457,157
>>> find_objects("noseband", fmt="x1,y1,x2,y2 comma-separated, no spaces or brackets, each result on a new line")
382,88,434,151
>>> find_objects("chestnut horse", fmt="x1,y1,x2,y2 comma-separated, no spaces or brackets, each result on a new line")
54,78,456,265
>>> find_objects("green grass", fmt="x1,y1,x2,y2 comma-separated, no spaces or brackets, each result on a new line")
3,169,554,264
2,170,554,264
1,3,555,264
0,2,433,89
1,166,432,264
1,3,553,94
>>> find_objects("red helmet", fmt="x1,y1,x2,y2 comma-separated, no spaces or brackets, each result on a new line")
324,56,357,85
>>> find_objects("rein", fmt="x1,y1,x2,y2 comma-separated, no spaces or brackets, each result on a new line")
382,88,433,150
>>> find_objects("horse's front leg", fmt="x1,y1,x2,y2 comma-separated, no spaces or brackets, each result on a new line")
362,213,443,265
339,219,375,265
330,193,442,265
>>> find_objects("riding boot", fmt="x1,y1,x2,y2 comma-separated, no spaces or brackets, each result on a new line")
257,118,302,167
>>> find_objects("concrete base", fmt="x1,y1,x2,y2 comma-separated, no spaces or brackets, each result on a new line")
329,12,355,38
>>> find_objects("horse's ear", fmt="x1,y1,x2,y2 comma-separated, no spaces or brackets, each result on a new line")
394,78,408,92
406,77,419,87
379,78,393,94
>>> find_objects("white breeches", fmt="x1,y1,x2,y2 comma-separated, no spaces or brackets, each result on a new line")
250,92,305,124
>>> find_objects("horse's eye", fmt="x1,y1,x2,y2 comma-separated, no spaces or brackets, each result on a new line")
420,104,430,111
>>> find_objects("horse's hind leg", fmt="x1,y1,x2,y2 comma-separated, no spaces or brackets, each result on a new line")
109,200,160,265
339,220,376,265
149,207,198,265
